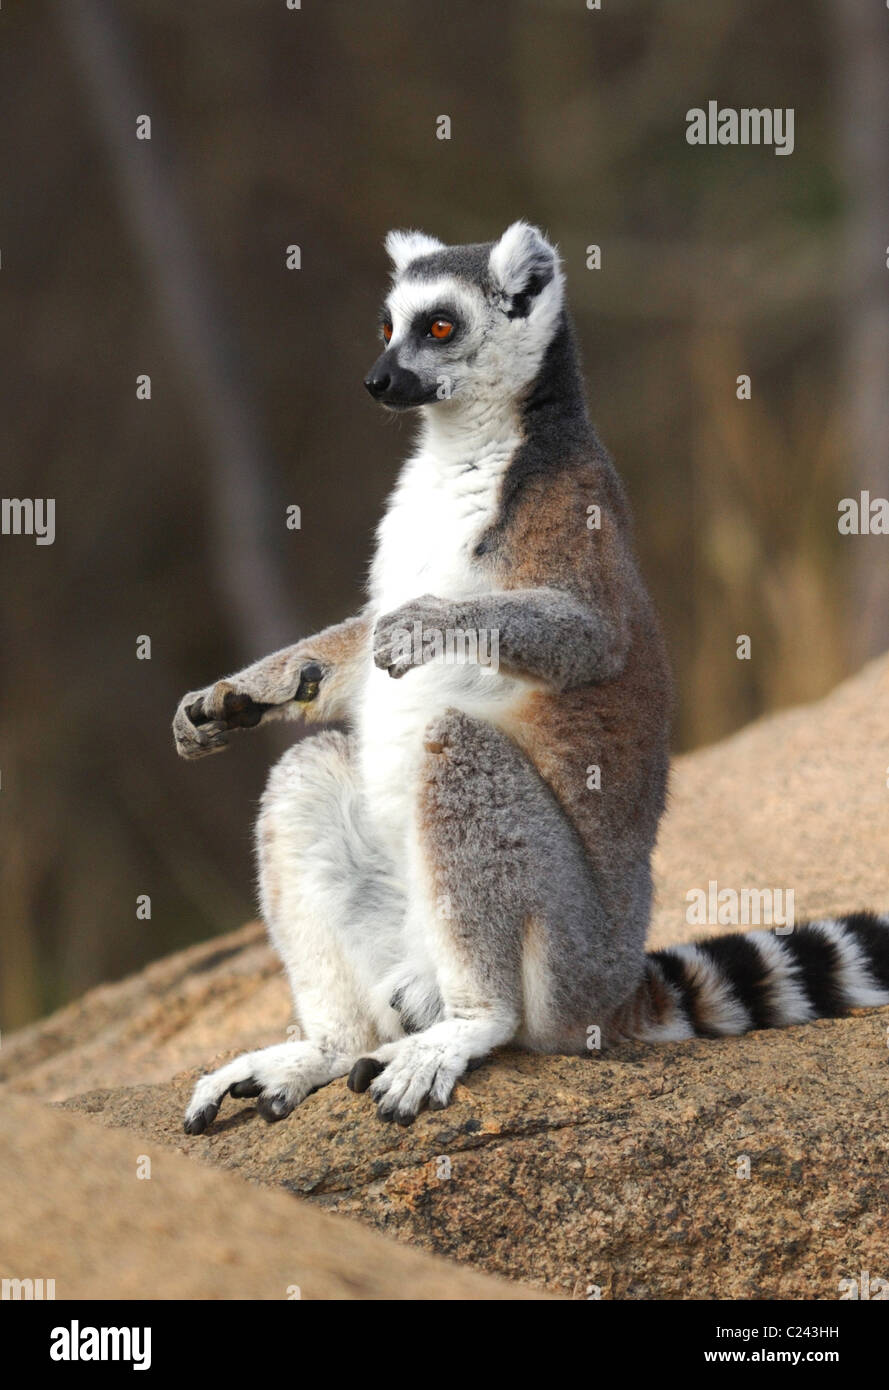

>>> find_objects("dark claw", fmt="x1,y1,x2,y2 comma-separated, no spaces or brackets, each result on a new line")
183,1102,218,1135
348,1057,386,1093
395,1110,415,1127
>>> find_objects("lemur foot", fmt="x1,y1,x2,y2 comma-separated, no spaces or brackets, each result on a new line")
184,1040,346,1134
382,967,444,1034
347,1019,496,1125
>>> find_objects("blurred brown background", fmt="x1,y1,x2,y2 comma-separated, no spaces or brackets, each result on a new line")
1,0,887,1026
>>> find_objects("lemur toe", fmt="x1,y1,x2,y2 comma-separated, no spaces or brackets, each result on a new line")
256,1090,293,1122
347,1057,386,1093
374,1090,417,1125
221,692,262,728
185,695,207,724
183,1102,219,1136
228,1078,262,1098
388,976,444,1033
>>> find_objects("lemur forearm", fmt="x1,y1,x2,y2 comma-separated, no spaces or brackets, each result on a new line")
173,612,371,758
231,611,371,724
455,588,628,688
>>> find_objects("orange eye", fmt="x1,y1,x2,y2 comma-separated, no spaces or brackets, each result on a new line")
381,321,393,342
429,319,454,340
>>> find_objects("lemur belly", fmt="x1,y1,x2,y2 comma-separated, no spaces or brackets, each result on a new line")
358,657,527,866
357,439,528,867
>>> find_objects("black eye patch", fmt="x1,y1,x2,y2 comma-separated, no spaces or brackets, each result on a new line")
409,309,461,340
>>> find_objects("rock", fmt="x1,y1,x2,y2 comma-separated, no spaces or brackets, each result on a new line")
0,1091,538,1299
3,655,889,1298
0,920,288,1102
54,1015,889,1300
653,652,889,947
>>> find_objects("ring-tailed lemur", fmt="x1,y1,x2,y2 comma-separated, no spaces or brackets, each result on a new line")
175,221,889,1131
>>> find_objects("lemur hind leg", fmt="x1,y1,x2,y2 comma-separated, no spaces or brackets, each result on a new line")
349,709,636,1124
185,731,405,1134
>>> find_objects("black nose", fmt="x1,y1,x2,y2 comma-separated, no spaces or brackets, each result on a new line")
364,371,391,399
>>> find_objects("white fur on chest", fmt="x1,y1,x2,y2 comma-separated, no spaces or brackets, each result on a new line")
370,429,516,610
356,429,525,865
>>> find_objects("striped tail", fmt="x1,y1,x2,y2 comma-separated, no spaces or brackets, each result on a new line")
621,911,889,1042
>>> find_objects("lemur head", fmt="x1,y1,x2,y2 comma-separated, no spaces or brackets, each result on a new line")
364,221,565,412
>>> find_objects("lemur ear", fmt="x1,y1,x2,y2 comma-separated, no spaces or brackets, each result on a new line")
488,221,558,315
384,229,446,274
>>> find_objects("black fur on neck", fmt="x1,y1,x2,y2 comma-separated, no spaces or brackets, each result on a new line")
519,310,590,436
475,312,601,553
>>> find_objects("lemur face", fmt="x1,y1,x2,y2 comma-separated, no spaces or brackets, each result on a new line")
364,221,565,412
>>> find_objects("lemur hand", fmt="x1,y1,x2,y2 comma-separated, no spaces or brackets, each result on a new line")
173,661,324,759
373,595,458,679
